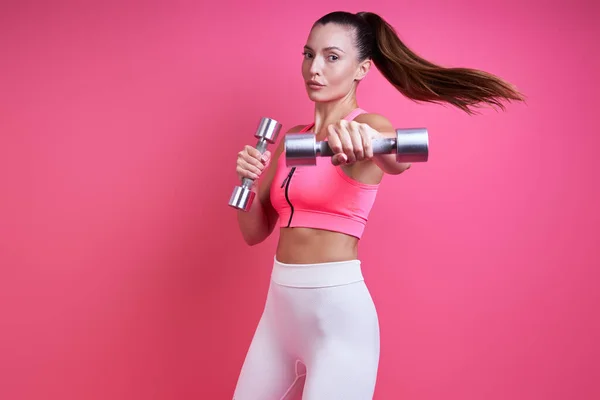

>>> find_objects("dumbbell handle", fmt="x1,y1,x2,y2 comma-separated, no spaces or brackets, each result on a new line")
315,136,398,157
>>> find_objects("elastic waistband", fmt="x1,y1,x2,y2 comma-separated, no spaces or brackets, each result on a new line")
271,256,364,288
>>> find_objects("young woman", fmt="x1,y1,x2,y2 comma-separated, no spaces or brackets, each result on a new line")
232,11,524,399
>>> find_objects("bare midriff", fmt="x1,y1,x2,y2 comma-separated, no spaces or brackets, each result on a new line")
275,227,359,264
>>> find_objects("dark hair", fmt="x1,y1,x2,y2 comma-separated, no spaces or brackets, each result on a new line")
314,11,526,115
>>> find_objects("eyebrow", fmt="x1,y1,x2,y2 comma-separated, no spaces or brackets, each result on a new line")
304,45,346,53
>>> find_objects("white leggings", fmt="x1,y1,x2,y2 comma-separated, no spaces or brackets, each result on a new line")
233,257,380,400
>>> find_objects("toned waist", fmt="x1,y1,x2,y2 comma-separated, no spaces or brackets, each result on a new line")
276,227,359,264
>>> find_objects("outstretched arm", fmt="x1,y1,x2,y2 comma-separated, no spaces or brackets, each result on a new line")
354,113,412,175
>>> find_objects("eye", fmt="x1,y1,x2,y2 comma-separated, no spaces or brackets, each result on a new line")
302,51,313,59
328,54,339,61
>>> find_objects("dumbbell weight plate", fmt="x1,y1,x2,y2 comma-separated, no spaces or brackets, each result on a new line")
394,128,429,163
285,134,320,167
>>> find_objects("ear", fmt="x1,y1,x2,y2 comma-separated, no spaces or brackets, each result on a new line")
354,59,372,81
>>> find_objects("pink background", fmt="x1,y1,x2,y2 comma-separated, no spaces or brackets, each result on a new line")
1,0,598,399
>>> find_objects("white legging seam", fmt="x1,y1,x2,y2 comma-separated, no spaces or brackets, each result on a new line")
278,359,306,400
232,359,306,400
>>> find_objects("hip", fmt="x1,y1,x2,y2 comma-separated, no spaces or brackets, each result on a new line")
267,256,379,339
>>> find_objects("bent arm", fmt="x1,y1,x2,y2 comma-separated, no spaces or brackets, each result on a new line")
354,113,412,175
236,145,281,246
236,124,305,246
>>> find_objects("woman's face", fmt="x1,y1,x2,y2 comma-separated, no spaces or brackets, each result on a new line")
301,23,370,103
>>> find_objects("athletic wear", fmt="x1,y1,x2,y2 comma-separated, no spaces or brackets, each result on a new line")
233,257,380,400
269,108,380,239
234,109,383,398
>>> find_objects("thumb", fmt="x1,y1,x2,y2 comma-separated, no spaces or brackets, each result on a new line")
261,150,271,164
331,153,347,166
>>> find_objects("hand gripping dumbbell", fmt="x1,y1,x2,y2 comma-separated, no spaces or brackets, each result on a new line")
229,117,282,211
284,128,429,167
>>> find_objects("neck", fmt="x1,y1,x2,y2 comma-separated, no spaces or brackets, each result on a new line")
312,94,359,137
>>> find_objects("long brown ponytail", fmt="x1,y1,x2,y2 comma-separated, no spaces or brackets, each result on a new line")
314,11,526,115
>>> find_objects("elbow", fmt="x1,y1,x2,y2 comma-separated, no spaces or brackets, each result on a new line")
240,232,265,247
383,162,412,175
237,204,277,246
245,226,277,247
374,154,412,175
240,225,274,247
396,163,412,174
244,236,264,247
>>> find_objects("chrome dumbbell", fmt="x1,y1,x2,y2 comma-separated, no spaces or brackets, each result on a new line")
229,117,282,211
284,128,429,167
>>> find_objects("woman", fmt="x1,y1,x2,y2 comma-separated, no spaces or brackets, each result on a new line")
232,11,524,399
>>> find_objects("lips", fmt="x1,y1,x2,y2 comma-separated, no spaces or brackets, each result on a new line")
306,81,325,91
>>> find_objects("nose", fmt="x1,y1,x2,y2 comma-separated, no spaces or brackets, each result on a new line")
308,56,323,76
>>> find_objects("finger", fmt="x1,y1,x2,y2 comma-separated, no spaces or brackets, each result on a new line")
359,124,373,158
244,145,263,159
349,122,364,160
261,150,271,164
331,153,347,166
259,150,271,168
338,124,355,163
327,124,343,155
239,159,262,177
240,150,266,171
236,165,259,180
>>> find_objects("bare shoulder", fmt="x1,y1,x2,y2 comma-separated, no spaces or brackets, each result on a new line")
286,124,307,135
353,112,395,131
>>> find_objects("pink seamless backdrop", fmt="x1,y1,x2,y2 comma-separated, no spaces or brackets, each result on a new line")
1,0,598,399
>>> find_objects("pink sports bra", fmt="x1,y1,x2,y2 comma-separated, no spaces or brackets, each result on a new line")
269,108,380,239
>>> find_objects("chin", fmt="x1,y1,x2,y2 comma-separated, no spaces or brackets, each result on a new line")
305,90,333,103
306,93,321,102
